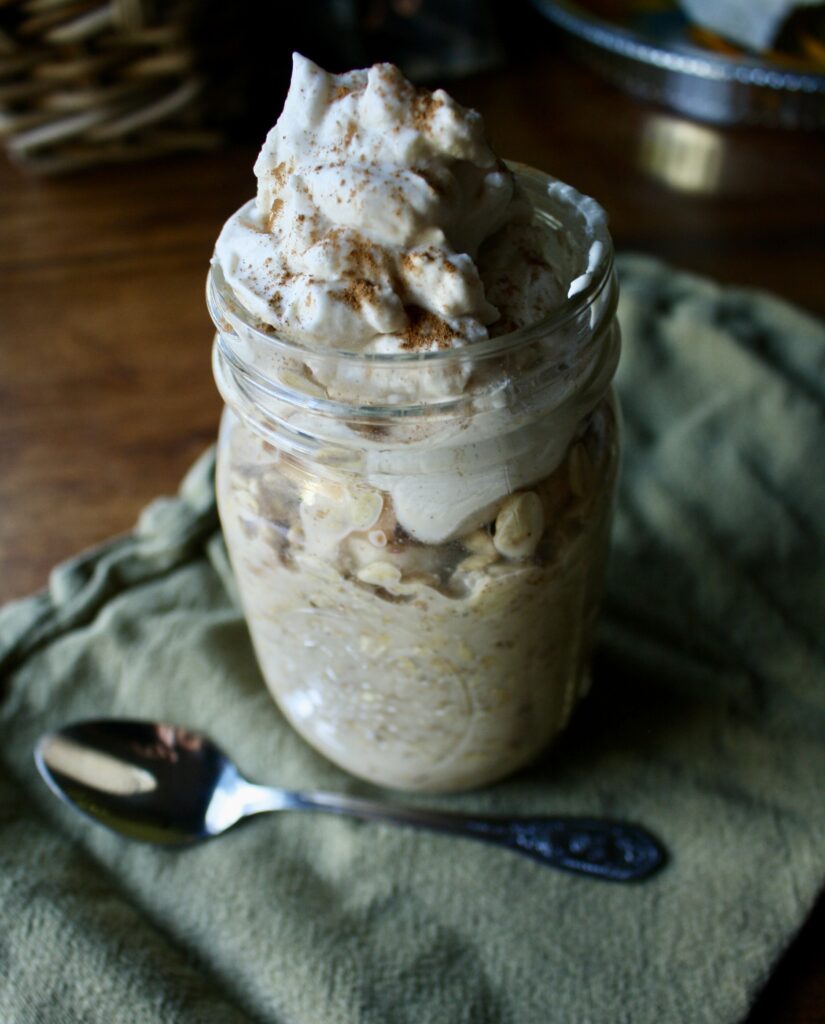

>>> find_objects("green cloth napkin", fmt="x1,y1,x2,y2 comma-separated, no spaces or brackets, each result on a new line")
2,254,824,1024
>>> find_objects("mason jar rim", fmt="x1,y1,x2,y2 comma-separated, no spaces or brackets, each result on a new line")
207,164,614,371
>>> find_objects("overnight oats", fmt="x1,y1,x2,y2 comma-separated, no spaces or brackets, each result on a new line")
208,55,621,792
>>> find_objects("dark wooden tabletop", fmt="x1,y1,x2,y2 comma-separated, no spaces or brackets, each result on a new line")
1,46,823,1023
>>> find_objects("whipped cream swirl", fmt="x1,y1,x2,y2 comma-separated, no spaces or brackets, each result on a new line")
215,54,562,358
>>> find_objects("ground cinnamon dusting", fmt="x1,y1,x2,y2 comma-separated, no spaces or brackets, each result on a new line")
270,162,288,188
400,307,456,350
331,279,380,310
351,244,379,275
411,89,444,131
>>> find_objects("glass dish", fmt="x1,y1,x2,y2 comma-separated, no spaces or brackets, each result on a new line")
208,166,621,792
532,0,825,128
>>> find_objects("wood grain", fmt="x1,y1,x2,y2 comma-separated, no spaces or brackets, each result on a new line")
0,47,823,1024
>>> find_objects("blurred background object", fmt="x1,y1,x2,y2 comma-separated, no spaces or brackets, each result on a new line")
638,113,724,191
3,0,822,177
678,0,824,53
0,0,222,175
0,0,507,174
192,0,508,141
530,0,825,127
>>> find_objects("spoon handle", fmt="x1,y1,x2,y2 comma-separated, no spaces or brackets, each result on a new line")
289,791,665,882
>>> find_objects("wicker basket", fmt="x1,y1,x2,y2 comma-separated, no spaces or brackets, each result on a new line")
0,0,221,174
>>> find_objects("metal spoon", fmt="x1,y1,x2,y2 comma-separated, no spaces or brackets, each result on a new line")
34,719,666,882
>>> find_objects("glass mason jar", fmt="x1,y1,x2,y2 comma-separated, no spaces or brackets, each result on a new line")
208,166,621,793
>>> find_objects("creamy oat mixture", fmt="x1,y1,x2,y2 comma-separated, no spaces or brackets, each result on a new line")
212,55,618,790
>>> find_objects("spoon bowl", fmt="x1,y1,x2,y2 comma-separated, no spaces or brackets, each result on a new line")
35,718,667,881
36,720,241,844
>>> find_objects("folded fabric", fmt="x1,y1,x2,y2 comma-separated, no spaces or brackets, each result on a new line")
1,255,824,1024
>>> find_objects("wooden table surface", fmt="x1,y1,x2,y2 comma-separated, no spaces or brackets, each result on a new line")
1,46,824,1023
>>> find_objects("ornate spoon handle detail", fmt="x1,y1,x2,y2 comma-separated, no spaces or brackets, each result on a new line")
283,791,666,882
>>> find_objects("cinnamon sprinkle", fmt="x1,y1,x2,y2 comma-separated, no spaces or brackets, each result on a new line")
269,161,288,188
411,89,444,131
321,228,384,278
331,279,380,310
400,307,456,350
352,250,379,275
